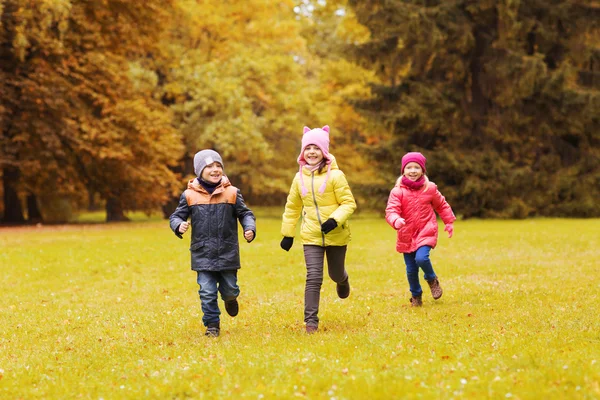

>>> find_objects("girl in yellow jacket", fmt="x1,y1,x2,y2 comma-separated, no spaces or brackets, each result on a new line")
280,125,357,334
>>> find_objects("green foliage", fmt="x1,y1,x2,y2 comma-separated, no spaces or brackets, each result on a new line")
346,0,600,217
156,0,385,204
294,0,389,190
154,0,312,200
1,216,599,397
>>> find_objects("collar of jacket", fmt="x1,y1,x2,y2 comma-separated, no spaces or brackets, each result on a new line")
187,175,231,195
198,177,222,194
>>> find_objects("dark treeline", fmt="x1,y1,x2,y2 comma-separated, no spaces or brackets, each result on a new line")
346,0,600,218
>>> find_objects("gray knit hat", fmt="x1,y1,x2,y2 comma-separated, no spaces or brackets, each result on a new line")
193,149,224,177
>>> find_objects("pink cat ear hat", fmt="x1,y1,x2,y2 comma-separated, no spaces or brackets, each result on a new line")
297,125,332,196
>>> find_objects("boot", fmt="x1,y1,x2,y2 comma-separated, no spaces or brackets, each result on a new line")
306,324,318,334
225,299,239,317
205,322,220,337
427,278,443,300
410,295,423,307
336,277,350,299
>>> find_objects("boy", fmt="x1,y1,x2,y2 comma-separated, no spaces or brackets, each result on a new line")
170,149,256,337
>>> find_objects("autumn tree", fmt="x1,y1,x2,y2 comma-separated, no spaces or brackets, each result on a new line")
0,0,183,223
150,0,384,215
346,0,600,217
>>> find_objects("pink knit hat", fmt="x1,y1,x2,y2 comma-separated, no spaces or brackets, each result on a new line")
297,125,332,196
401,152,427,174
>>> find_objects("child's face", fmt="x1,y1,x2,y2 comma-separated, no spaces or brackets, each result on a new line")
201,162,223,183
403,162,423,181
303,144,324,166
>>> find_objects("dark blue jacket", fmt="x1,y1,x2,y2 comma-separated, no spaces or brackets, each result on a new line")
169,177,256,271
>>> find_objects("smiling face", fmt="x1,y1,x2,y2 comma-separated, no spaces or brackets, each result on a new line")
303,144,324,166
200,162,223,183
403,162,424,181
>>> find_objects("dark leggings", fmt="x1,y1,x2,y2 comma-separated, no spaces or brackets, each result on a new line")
303,245,348,326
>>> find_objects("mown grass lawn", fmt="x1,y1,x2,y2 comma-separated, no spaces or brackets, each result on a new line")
1,212,599,399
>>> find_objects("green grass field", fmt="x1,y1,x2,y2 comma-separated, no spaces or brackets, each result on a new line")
1,212,599,399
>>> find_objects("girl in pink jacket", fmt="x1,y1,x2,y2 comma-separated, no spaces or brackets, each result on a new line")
385,152,456,307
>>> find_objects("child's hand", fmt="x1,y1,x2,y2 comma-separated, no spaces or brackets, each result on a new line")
321,218,338,234
178,221,190,234
444,223,454,238
244,230,255,242
393,218,406,229
280,237,294,251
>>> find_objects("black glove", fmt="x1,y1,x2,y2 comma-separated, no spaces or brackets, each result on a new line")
321,218,338,234
280,237,294,251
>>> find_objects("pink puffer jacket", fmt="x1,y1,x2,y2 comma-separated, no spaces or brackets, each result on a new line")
385,179,456,253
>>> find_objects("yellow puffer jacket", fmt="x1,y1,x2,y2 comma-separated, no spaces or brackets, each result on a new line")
281,154,357,246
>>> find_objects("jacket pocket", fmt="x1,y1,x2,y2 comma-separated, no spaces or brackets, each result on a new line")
190,241,204,251
398,226,411,243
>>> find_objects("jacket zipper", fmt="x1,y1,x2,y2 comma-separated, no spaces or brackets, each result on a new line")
310,172,325,246
209,190,219,261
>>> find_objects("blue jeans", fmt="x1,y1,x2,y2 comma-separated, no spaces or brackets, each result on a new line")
403,246,436,297
196,271,239,326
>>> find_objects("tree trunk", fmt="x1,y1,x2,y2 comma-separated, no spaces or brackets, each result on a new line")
26,193,43,223
106,197,129,222
2,166,25,224
161,160,187,219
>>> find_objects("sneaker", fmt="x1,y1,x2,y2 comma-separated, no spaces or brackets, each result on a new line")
225,299,239,317
427,278,443,300
205,323,220,337
410,295,423,307
336,277,350,299
306,324,318,334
